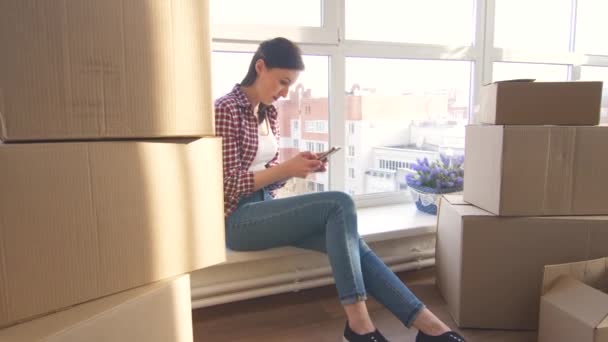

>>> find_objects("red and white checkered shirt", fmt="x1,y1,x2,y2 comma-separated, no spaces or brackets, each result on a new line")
215,85,285,217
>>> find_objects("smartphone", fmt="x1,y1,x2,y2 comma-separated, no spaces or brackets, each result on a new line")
317,146,341,161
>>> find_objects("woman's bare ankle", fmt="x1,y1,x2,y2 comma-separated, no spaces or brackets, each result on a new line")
412,308,451,336
344,302,376,334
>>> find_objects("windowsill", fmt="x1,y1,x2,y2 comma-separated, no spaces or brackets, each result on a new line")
223,202,438,264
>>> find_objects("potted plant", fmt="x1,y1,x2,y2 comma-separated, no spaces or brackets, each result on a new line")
405,154,464,215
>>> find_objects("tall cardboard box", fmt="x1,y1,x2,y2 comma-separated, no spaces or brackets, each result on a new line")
0,275,194,342
464,125,608,216
477,80,602,125
0,137,225,328
436,195,608,330
538,258,608,342
0,0,214,141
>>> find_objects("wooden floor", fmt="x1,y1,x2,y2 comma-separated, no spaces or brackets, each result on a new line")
192,268,537,342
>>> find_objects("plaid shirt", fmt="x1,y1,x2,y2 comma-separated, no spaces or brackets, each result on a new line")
215,85,285,217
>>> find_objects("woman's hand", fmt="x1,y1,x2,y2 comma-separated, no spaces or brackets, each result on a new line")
313,152,328,172
282,151,323,178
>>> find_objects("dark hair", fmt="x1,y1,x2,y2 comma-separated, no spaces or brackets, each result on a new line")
241,37,305,123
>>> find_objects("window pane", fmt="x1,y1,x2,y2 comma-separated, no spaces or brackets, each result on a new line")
580,66,608,124
494,0,572,51
576,0,608,56
493,62,569,82
345,0,475,45
212,52,329,198
210,0,322,27
345,57,471,195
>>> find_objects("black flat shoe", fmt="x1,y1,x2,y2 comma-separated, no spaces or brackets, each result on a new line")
416,330,466,342
343,321,390,342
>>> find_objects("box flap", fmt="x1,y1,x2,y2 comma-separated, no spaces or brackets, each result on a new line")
493,78,536,84
542,257,608,295
441,194,468,205
598,316,608,342
542,276,608,332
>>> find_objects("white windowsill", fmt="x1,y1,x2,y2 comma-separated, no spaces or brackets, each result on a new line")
223,203,438,264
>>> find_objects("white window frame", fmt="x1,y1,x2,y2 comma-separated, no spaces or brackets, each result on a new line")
211,0,608,207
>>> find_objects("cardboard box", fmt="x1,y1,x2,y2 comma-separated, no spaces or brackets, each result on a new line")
464,125,608,216
436,195,608,330
0,137,225,328
0,275,193,342
538,258,608,342
0,0,214,141
477,80,602,125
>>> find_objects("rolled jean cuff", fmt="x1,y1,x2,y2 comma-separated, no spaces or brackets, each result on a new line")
405,302,425,328
339,292,368,305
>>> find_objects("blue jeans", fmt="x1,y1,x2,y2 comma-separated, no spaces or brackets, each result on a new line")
225,189,425,327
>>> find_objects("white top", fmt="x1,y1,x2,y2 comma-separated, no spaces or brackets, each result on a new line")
248,118,278,172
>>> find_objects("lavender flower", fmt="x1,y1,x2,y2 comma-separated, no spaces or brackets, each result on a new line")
405,154,465,191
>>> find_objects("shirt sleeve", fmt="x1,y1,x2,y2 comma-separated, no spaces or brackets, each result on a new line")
215,100,255,205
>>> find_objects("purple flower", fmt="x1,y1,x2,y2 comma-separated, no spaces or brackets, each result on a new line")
405,154,464,191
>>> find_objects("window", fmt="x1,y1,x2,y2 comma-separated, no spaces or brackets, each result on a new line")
575,0,608,56
494,0,572,51
212,0,608,204
317,183,325,192
211,0,321,27
346,57,470,195
348,146,355,157
346,0,475,46
305,120,328,134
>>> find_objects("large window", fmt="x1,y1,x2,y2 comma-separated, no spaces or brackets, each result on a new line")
210,0,322,27
494,0,572,52
345,0,476,46
211,0,608,203
345,58,470,195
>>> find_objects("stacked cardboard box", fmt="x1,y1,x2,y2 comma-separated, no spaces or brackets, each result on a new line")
0,0,224,338
436,80,607,330
0,275,194,342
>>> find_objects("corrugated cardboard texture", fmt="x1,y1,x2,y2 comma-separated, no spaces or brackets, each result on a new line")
477,81,602,125
0,275,193,342
539,258,608,342
0,0,214,141
436,196,608,330
464,125,608,216
0,138,225,328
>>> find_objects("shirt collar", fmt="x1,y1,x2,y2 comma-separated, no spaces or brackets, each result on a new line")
231,84,253,109
231,84,278,120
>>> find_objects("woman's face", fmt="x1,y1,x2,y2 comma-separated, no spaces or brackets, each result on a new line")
255,59,300,105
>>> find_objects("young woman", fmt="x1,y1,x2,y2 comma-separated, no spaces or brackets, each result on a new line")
215,37,466,342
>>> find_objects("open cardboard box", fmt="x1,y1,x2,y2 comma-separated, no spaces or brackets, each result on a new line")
538,258,608,342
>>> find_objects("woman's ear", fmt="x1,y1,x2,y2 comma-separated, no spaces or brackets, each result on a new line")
255,59,266,74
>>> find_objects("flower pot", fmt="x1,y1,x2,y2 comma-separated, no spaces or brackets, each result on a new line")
407,184,462,215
